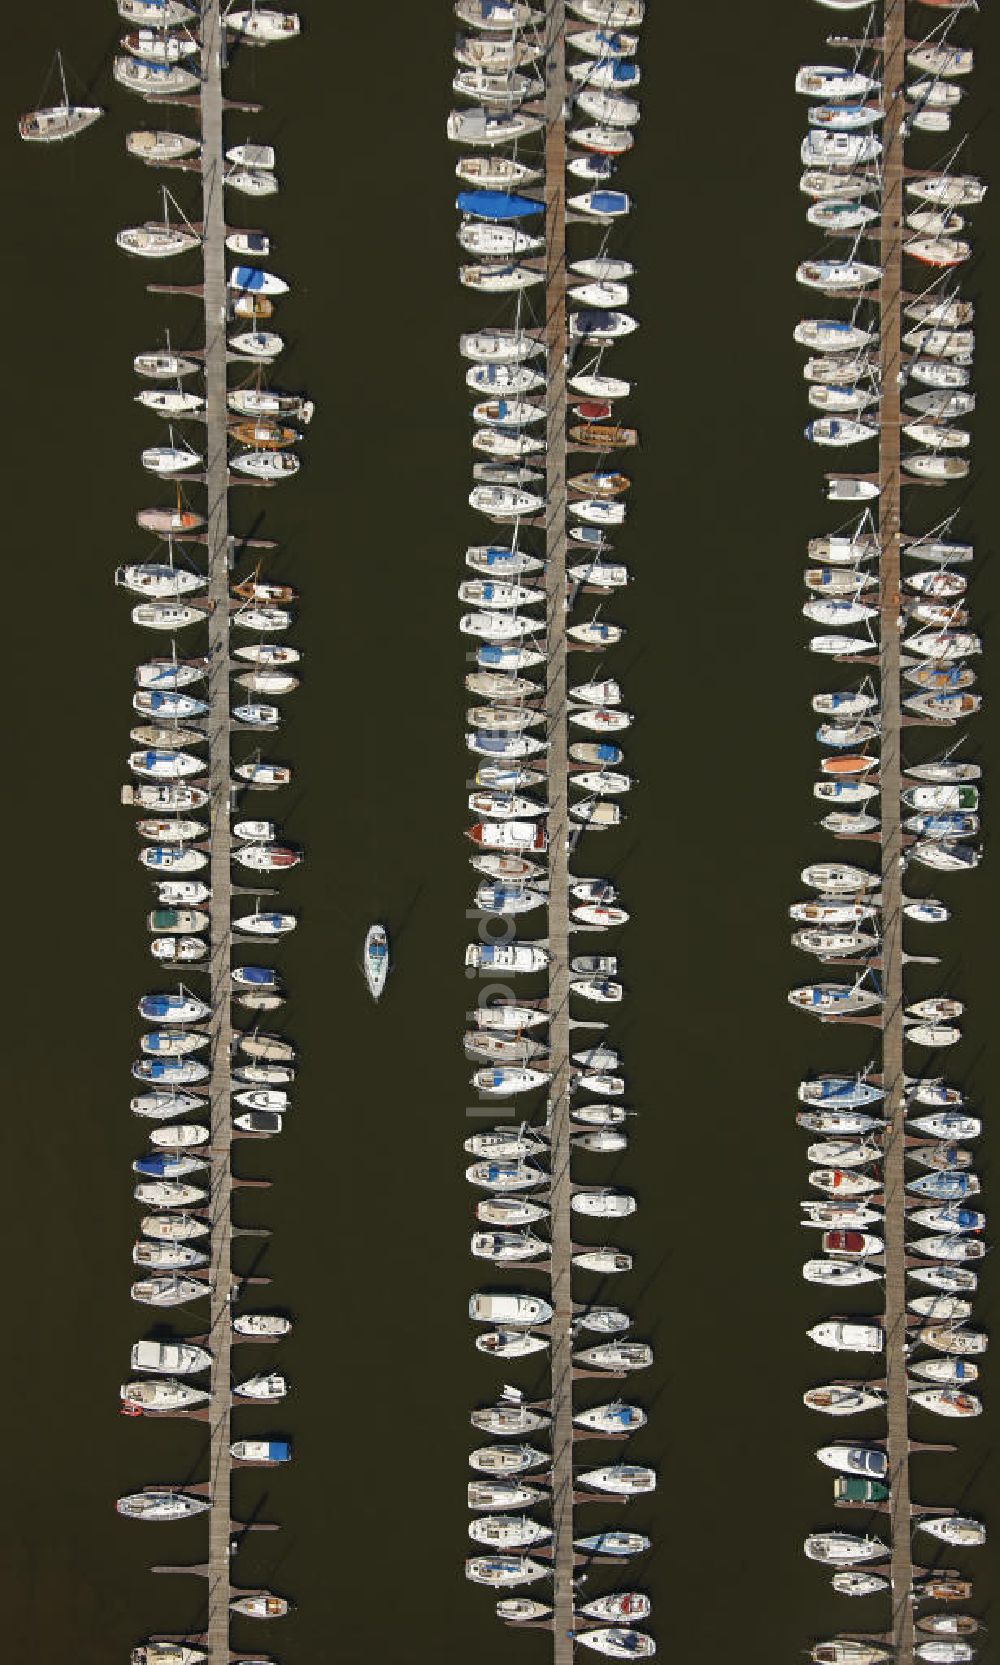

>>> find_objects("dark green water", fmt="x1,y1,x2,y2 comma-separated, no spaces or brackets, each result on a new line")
3,4,997,1662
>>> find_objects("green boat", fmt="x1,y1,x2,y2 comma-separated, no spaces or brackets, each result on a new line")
835,1476,889,1504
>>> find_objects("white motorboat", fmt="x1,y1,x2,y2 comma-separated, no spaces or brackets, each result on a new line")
469,1293,552,1326
808,1321,883,1353
571,1190,635,1218
233,1372,288,1401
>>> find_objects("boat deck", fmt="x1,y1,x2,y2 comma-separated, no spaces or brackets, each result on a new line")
877,5,914,1661
542,6,574,1663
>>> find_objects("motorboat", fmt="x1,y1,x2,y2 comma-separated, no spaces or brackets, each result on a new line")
808,1322,883,1353
233,1372,287,1401
475,1331,549,1360
469,1293,552,1327
231,1440,291,1466
572,1190,635,1218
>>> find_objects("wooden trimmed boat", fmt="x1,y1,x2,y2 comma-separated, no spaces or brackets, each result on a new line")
569,423,638,449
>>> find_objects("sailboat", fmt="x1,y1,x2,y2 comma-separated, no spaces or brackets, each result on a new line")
363,924,389,1000
19,51,102,141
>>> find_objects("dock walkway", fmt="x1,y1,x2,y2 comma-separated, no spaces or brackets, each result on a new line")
876,3,913,1660
543,3,574,1661
200,2,235,1657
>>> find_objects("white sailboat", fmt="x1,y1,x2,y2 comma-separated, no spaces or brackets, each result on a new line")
19,51,102,142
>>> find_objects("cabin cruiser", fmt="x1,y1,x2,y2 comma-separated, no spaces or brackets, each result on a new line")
807,1321,883,1353
469,1293,552,1326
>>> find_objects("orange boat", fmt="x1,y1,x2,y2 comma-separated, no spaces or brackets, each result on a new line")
569,422,638,449
820,754,878,777
232,293,273,320
918,1579,972,1603
230,420,298,449
568,471,629,497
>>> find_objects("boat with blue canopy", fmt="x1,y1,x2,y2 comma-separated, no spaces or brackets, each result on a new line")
456,189,542,221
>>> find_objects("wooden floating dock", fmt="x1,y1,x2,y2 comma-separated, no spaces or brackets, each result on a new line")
876,6,914,1662
199,5,236,1661
542,3,575,1661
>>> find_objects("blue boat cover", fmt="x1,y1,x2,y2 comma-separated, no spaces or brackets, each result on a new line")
231,265,264,290
268,1441,291,1461
136,1154,169,1176
589,192,627,215
241,966,274,984
456,190,541,222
